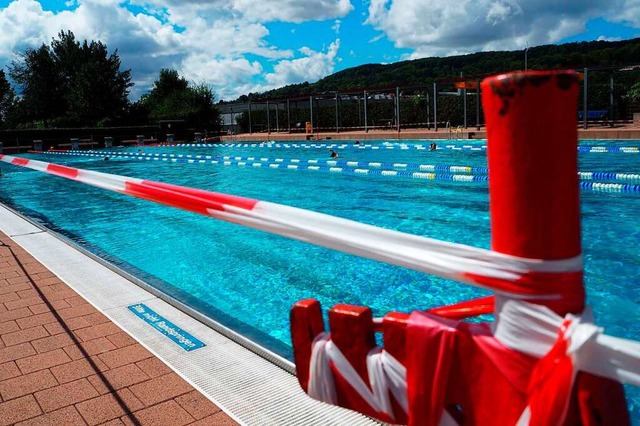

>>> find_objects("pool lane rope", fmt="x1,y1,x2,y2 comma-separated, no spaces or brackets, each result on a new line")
174,142,640,153
75,149,491,174
38,150,640,191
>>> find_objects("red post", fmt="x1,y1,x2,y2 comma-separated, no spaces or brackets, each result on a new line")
481,70,584,314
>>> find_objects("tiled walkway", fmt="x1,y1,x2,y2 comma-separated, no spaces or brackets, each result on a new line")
0,232,238,426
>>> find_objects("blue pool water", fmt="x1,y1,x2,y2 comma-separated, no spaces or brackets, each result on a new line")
1,139,639,419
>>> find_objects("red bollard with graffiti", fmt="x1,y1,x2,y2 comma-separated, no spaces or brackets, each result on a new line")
290,70,631,425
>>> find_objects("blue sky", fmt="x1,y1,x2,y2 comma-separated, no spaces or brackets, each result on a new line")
0,0,638,101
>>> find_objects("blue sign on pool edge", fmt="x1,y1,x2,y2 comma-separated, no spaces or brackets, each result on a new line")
128,303,206,351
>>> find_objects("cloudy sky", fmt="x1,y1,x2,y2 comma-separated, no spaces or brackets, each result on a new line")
0,0,638,101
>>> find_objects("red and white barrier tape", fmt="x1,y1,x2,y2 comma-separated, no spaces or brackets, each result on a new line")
493,297,640,386
309,333,408,421
307,299,640,424
1,154,580,299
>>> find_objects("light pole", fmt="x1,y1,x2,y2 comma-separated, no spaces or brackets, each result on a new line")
525,41,529,71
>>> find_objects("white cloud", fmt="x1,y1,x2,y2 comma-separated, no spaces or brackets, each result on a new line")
365,0,639,58
0,0,53,58
0,0,351,101
332,19,341,34
229,0,353,23
257,40,340,91
181,55,263,99
133,0,353,23
597,35,622,42
608,0,640,27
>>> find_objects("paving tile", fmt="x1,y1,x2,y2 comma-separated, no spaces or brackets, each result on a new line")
64,338,120,364
83,312,111,326
32,271,57,281
0,319,19,334
129,373,194,407
35,378,99,413
98,344,152,370
190,412,240,426
135,358,172,379
87,363,150,394
50,356,108,384
29,303,53,315
0,395,42,426
43,322,65,336
75,322,124,342
63,336,118,359
0,306,33,322
106,332,137,349
0,291,20,304
100,419,127,426
2,325,49,347
76,389,144,425
0,270,19,280
0,342,36,363
3,277,32,288
16,348,71,374
0,265,19,276
43,282,69,292
61,315,93,331
17,289,39,299
132,400,195,426
5,296,45,311
31,332,76,353
0,361,21,381
22,264,49,275
14,405,86,426
38,288,76,303
16,312,57,330
64,295,89,307
175,390,222,420
0,369,58,400
58,304,98,320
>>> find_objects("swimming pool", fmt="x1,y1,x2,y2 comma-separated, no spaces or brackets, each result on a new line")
1,139,639,419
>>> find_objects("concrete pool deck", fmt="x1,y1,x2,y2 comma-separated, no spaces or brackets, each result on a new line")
0,206,380,425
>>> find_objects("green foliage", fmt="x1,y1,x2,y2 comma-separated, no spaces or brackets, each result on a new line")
0,70,17,129
9,30,131,128
141,69,220,132
628,82,640,103
233,38,640,102
9,44,63,126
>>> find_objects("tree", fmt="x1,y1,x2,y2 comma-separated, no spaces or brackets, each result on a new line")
141,69,220,132
9,44,64,126
0,70,17,129
9,30,132,127
628,81,640,103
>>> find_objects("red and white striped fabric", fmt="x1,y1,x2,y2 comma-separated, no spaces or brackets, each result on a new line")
0,154,582,301
301,298,639,425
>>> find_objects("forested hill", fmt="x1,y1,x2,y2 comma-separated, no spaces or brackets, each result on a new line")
238,37,640,101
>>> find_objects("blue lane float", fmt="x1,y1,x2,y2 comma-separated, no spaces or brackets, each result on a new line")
41,151,488,183
76,149,490,174
39,150,640,192
172,142,640,153
176,142,488,151
70,150,640,183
